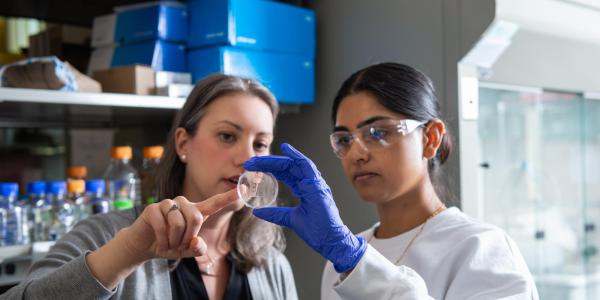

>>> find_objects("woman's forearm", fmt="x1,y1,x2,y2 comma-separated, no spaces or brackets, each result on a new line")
86,228,151,290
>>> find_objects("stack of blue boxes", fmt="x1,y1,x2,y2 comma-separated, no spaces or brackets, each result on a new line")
90,0,315,104
186,0,316,104
89,2,188,73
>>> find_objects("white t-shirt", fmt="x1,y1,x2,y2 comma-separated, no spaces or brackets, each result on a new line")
321,207,539,300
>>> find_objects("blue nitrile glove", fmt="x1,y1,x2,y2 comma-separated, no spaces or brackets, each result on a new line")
244,143,367,273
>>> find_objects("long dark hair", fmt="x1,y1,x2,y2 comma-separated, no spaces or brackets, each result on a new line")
155,74,284,272
331,62,453,198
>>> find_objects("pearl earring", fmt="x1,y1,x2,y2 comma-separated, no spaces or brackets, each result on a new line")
181,154,187,162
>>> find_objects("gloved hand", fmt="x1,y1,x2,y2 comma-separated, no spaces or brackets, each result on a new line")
244,143,367,273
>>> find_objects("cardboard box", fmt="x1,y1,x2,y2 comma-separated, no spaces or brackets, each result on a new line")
187,46,314,103
187,0,315,57
69,63,102,93
30,24,91,48
92,65,155,95
29,25,92,72
0,52,26,65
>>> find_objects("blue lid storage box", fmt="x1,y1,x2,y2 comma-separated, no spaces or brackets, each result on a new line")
187,0,315,57
114,2,188,44
187,46,314,104
113,40,186,72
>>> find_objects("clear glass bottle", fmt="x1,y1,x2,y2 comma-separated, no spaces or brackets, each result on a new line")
68,179,89,223
47,181,74,241
103,146,141,210
0,182,25,246
141,146,163,205
26,181,46,243
0,183,5,246
86,179,111,215
32,182,55,242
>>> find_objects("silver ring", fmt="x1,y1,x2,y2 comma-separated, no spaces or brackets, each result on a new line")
167,204,180,215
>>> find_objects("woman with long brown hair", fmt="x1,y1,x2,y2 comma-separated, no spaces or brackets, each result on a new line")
3,74,297,299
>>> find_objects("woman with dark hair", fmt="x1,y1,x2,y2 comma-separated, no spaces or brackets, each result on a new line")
245,63,538,299
3,74,297,299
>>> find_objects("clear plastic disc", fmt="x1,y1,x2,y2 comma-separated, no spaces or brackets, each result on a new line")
237,171,278,208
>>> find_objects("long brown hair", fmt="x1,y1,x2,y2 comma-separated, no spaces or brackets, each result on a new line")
155,73,284,272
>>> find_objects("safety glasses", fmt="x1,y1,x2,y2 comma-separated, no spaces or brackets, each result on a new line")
329,119,426,158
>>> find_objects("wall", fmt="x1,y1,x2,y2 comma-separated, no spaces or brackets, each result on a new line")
273,1,495,298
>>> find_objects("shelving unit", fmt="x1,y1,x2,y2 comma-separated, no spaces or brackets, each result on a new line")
0,89,183,288
0,87,182,131
0,242,55,263
0,87,185,109
0,245,30,263
0,242,55,286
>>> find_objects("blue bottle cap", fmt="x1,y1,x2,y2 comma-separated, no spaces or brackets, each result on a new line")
0,182,19,198
27,181,46,195
86,179,105,194
46,181,67,196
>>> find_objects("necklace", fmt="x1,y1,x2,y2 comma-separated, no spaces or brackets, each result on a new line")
196,253,222,276
197,221,230,276
368,205,446,265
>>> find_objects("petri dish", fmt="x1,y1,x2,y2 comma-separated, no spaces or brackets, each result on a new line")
237,171,278,208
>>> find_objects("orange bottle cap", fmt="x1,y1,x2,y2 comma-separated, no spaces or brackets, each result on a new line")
67,165,87,178
143,146,164,159
67,179,85,193
112,146,133,160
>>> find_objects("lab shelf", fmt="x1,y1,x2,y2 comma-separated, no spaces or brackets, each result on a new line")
0,242,55,263
0,87,185,109
0,245,30,263
0,242,55,287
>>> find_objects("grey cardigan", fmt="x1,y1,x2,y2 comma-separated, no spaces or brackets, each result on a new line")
2,209,298,300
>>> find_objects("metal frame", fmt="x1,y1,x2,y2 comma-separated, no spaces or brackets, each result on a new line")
458,67,547,220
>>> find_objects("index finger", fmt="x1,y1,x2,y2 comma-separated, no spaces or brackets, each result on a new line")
194,189,239,216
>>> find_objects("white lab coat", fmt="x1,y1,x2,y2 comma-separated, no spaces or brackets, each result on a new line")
321,207,539,300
